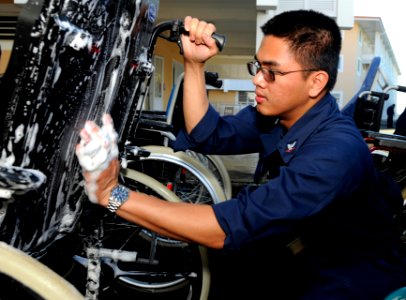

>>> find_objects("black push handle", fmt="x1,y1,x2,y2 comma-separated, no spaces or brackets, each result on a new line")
211,33,226,51
176,20,226,54
179,27,226,52
397,85,406,93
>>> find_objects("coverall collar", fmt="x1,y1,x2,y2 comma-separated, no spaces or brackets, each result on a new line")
260,93,339,164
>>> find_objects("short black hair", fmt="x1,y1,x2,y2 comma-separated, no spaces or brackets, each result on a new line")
261,10,342,91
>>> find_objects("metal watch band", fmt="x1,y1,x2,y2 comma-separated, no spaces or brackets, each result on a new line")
106,199,122,213
107,184,129,213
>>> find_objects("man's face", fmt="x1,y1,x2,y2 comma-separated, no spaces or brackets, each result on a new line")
252,35,318,129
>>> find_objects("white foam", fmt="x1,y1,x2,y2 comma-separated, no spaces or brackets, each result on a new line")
76,114,119,203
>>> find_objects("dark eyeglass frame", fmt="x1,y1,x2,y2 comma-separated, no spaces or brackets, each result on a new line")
247,60,318,82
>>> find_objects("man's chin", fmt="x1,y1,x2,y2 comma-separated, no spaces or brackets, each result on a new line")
255,104,274,116
255,103,267,115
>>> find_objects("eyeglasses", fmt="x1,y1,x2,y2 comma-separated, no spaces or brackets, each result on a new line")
247,61,318,82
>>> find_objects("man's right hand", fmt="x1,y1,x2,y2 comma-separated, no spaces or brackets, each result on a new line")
181,16,219,64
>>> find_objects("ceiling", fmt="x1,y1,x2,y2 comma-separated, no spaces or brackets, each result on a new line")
0,3,21,40
0,3,21,15
0,0,257,56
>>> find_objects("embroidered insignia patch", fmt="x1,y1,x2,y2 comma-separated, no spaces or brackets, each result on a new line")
286,140,297,153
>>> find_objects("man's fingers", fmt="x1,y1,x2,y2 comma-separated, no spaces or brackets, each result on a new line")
76,114,119,173
202,32,216,49
85,120,99,134
194,20,208,45
102,113,113,127
184,16,192,31
102,114,118,144
182,17,217,49
79,127,90,143
80,138,102,156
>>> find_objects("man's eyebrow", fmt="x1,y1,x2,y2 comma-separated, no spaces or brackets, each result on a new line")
253,55,278,67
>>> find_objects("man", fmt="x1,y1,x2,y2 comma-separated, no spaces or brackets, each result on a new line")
76,10,406,299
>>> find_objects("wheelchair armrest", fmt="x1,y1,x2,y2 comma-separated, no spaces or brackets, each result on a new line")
140,110,167,122
138,118,174,132
361,130,406,151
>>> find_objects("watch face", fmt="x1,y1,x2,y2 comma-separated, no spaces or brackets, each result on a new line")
111,185,129,203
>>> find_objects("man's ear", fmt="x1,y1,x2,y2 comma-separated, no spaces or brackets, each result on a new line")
309,71,329,98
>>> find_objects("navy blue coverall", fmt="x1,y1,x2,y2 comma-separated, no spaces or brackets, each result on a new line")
171,93,406,299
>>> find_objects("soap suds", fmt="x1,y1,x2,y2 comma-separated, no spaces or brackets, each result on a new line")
75,114,118,202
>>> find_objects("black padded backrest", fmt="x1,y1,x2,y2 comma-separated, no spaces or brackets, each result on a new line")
353,92,388,132
171,71,222,134
0,0,158,255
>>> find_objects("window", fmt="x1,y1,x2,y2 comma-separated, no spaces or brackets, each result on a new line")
277,0,337,17
357,58,362,75
358,30,362,46
238,91,255,107
338,54,344,73
331,91,343,108
148,55,164,110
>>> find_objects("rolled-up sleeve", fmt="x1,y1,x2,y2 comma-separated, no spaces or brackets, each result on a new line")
171,105,220,151
171,105,266,154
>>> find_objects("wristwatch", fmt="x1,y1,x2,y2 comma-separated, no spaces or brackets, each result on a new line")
107,184,130,213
